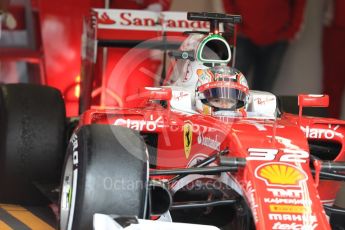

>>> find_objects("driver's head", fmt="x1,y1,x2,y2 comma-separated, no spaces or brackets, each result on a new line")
196,66,249,113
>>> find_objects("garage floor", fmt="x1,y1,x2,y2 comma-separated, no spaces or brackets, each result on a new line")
0,204,56,230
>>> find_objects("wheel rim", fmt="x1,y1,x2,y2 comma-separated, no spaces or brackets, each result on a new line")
60,153,76,230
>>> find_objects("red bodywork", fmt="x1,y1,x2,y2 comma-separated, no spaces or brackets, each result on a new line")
79,102,345,229
73,9,345,230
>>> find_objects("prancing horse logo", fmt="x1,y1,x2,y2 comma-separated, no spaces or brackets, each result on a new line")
183,121,193,159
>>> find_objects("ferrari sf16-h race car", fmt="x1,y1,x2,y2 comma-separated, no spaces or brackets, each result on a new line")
1,10,345,230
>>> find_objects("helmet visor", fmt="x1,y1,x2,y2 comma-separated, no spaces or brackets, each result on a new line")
200,85,248,110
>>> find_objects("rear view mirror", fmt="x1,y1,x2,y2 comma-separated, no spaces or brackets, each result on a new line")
298,94,329,119
139,87,172,101
298,94,329,108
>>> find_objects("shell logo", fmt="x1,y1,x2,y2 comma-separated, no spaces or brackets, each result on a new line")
255,163,307,187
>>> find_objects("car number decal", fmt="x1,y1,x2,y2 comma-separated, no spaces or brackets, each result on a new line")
247,148,308,163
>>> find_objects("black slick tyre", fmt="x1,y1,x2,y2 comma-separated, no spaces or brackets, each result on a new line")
59,124,148,230
0,83,66,205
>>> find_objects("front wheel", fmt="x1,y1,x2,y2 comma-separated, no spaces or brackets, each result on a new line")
59,124,149,230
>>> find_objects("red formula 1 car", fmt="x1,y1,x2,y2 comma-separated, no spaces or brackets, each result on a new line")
1,10,345,230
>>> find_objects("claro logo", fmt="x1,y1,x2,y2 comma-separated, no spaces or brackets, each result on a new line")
303,125,340,140
114,115,163,131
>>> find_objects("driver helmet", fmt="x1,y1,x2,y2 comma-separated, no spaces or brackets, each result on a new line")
195,66,249,114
